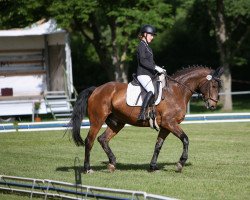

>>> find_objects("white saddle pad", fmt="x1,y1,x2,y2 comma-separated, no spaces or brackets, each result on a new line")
126,82,163,106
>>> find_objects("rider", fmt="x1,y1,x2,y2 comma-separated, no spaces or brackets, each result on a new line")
136,24,165,121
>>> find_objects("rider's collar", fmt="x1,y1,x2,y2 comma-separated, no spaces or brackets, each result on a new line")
141,40,148,46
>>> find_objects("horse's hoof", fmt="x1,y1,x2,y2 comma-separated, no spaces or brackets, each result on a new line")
148,165,160,172
84,169,94,174
175,162,183,173
108,164,116,173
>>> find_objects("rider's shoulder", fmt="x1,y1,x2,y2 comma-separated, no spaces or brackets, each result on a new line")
138,41,147,50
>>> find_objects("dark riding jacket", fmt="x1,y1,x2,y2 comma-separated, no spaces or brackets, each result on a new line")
136,40,156,78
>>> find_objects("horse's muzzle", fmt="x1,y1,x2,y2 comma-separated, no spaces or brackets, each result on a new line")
205,98,218,110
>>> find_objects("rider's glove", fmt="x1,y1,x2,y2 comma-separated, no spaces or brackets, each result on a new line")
155,65,166,74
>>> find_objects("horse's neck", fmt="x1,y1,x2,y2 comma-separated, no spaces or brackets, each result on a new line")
169,70,206,102
176,69,209,90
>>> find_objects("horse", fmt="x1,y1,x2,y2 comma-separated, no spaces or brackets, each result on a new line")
69,66,224,173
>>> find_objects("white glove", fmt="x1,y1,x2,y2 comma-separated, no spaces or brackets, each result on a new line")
155,65,165,74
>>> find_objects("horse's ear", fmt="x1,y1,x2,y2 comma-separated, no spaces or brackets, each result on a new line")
213,67,224,77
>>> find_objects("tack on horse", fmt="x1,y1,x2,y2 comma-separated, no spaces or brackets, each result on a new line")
69,66,223,173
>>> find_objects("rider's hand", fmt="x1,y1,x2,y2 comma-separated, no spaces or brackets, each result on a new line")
155,65,166,74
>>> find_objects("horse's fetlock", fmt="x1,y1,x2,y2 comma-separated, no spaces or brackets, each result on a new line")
84,162,91,172
180,153,188,165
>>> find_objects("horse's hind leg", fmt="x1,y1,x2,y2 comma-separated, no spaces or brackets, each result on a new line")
84,123,103,173
97,122,125,172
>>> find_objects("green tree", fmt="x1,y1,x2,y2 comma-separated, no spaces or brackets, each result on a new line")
0,0,50,29
49,0,174,82
154,0,219,73
206,0,250,111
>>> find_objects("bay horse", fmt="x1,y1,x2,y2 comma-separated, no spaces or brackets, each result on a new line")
70,66,223,173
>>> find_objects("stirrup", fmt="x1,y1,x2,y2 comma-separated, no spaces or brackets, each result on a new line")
137,110,147,121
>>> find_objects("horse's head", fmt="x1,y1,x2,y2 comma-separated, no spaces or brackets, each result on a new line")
198,67,224,110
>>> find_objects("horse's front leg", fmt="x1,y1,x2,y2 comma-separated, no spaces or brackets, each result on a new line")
149,128,170,171
170,125,189,172
177,132,189,171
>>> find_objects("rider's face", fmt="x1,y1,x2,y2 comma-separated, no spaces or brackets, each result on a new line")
144,33,154,43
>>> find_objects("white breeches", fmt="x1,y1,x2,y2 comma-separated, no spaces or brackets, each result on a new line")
137,75,155,94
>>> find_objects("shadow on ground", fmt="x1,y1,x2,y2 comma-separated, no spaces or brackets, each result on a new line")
56,161,192,173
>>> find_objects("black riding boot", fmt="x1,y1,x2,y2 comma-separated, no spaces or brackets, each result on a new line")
137,91,154,121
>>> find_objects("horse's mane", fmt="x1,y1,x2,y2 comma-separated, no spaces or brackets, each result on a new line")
171,65,212,79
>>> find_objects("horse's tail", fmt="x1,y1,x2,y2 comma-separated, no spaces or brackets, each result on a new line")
70,86,96,146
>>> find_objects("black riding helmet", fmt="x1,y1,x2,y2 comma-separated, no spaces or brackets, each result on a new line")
140,24,157,36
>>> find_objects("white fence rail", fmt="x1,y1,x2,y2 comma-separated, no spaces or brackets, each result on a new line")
0,175,177,200
1,113,250,133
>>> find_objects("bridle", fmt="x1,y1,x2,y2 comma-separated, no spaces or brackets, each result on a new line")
199,75,222,104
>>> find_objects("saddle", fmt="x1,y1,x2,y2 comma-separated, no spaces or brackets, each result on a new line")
126,73,166,131
126,73,166,107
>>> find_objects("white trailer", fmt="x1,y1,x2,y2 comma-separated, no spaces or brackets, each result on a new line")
0,19,74,121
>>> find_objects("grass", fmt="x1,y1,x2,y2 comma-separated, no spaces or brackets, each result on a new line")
0,123,250,199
